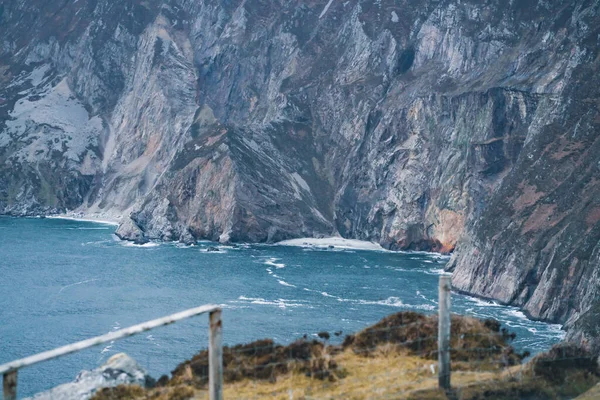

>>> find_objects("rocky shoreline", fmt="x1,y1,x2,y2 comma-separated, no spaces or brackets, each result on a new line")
1,0,599,359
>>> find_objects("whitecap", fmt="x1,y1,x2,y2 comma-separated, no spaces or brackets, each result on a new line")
264,258,285,268
464,296,503,308
337,296,436,311
175,243,195,248
122,241,160,248
423,268,451,276
234,296,308,309
416,290,438,305
277,280,296,288
321,291,339,299
100,344,113,354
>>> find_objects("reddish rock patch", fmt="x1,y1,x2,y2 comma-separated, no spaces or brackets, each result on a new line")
514,183,545,212
522,204,558,235
585,206,600,228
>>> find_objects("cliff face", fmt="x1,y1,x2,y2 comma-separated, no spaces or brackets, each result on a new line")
1,1,599,344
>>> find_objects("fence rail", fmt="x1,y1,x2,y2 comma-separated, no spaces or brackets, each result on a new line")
0,304,223,400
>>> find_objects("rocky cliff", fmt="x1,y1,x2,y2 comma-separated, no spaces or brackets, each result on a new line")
1,0,599,347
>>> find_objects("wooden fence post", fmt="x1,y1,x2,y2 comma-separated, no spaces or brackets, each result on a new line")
209,309,223,400
438,275,451,390
3,371,17,400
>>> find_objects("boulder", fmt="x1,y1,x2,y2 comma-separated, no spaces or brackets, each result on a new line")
115,218,148,244
27,353,154,400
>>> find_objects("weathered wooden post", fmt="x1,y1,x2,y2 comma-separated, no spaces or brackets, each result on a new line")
438,275,451,390
3,371,17,400
209,309,223,400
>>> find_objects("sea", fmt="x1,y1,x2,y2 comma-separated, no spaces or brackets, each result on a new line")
0,216,564,397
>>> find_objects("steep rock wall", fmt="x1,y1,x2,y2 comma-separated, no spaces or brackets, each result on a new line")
1,0,599,345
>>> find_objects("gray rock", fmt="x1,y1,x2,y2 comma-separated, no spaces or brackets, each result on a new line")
1,0,599,349
115,218,148,245
26,353,153,400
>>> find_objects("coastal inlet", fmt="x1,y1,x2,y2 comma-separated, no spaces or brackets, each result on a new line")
0,217,564,397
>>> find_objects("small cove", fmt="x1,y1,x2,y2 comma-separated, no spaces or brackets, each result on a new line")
0,217,564,397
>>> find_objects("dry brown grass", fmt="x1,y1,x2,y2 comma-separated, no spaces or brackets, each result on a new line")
91,313,600,400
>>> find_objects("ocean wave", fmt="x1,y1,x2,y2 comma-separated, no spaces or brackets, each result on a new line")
234,296,309,309
58,278,100,294
277,279,296,288
264,258,286,268
81,240,112,247
174,243,196,249
100,344,113,354
464,296,503,308
423,268,451,276
342,296,436,311
416,290,438,305
121,241,160,248
303,288,435,311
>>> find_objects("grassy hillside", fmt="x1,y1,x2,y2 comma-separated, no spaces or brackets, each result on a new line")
92,312,600,400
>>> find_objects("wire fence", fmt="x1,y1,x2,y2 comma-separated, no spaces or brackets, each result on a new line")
3,277,599,400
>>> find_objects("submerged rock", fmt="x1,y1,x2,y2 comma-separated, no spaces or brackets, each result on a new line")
27,353,154,400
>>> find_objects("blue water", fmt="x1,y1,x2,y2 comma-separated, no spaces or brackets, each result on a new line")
0,216,563,397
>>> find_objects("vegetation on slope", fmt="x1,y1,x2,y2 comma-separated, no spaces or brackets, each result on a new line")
92,312,600,400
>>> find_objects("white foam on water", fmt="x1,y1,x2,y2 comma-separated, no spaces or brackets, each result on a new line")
464,296,503,308
417,290,438,305
321,291,339,298
235,296,309,309
100,344,113,354
174,243,196,249
334,296,436,311
264,258,285,268
278,279,296,288
503,308,529,320
122,241,160,248
58,278,100,294
423,268,451,276
146,334,160,347
218,303,251,310
46,215,119,226
82,240,112,247
389,267,411,272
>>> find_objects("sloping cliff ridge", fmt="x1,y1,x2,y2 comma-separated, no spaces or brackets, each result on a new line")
1,1,599,347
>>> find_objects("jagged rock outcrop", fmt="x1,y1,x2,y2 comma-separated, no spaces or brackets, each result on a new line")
0,1,599,347
26,353,153,400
